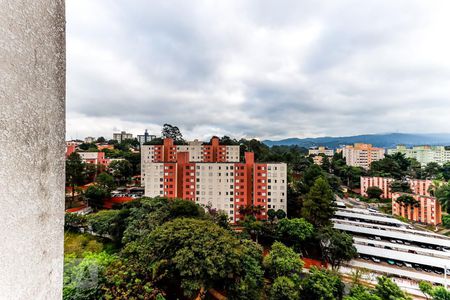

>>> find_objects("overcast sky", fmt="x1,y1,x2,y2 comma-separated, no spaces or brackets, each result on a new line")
67,0,450,141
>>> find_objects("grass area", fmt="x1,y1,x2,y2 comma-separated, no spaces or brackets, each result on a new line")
379,204,392,214
64,231,117,257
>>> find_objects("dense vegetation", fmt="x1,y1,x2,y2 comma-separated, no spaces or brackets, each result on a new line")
62,196,433,299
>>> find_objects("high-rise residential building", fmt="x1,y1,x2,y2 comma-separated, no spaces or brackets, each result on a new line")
84,136,95,143
309,146,334,157
388,145,450,166
141,137,240,184
308,146,334,165
113,131,133,143
342,143,385,169
137,129,156,145
392,193,442,226
142,137,287,223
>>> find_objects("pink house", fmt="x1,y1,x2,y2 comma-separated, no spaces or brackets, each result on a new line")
361,176,433,199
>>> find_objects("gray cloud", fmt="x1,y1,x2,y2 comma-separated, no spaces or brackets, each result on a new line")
67,0,450,141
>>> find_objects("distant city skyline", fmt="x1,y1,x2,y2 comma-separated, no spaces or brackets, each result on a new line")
68,1,450,140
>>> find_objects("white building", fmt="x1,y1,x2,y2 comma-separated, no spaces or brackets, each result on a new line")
342,143,385,169
84,136,95,143
137,129,156,145
113,131,133,143
388,145,450,166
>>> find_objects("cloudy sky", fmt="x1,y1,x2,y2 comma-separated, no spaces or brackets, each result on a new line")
67,0,450,141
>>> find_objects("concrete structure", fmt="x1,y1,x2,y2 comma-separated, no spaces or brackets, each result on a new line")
137,129,156,145
361,177,433,199
388,145,450,166
392,193,442,226
342,143,385,169
113,131,133,143
309,146,334,157
0,1,65,298
84,136,95,143
143,138,287,223
333,209,450,290
141,137,240,185
309,146,334,165
78,151,111,166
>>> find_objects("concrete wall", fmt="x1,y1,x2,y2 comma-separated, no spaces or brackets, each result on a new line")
0,1,65,299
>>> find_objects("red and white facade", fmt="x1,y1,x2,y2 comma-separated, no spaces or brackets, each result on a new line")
143,138,287,223
66,145,113,167
141,137,240,185
392,193,442,226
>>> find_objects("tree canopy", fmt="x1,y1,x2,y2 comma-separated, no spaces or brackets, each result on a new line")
301,177,336,228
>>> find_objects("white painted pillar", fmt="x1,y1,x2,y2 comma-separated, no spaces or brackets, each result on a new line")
0,1,65,299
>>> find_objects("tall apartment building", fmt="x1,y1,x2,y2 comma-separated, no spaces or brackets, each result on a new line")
137,129,156,145
308,146,334,165
388,145,450,166
361,176,433,199
342,143,385,169
392,193,442,226
113,131,133,143
141,137,240,184
142,137,287,222
84,136,95,143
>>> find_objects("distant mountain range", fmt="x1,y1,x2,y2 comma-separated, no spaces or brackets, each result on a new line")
263,133,450,149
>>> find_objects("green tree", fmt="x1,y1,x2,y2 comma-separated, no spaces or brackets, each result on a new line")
78,142,98,151
263,241,303,279
85,185,109,210
345,285,381,300
442,215,450,229
395,194,420,211
321,155,332,172
301,164,324,193
269,276,300,300
96,136,106,143
441,162,450,181
390,180,412,194
66,152,85,208
424,162,442,179
124,218,264,299
374,276,411,300
242,215,265,243
161,124,185,143
168,198,205,219
301,267,344,300
318,227,358,270
109,160,133,185
100,258,166,299
276,218,314,251
268,209,277,221
64,213,87,232
63,251,116,300
87,210,127,242
301,177,336,228
95,172,115,192
366,186,383,199
276,209,287,220
370,154,409,179
436,184,450,214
